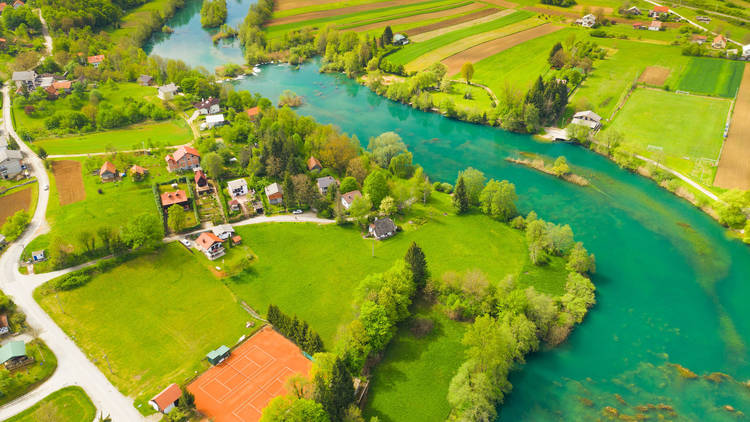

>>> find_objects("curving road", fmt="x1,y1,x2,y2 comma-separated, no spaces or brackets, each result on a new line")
0,83,149,421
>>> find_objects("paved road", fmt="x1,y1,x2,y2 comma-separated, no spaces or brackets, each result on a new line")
163,212,335,242
0,83,149,421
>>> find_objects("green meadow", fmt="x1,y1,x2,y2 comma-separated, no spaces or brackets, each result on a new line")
4,387,96,422
677,57,745,98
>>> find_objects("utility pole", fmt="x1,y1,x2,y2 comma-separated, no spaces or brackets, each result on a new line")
104,354,113,374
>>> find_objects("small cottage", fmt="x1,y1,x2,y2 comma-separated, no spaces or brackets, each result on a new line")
227,178,249,198
195,232,225,260
204,114,225,129
316,176,338,196
307,156,322,172
149,383,182,414
99,161,117,182
31,250,45,262
369,217,397,240
158,83,178,100
165,146,201,172
265,182,283,205
138,75,154,86
246,106,261,120
211,224,235,241
0,341,27,368
341,190,362,210
571,110,602,130
160,190,189,211
87,55,104,68
712,34,727,49
194,97,220,115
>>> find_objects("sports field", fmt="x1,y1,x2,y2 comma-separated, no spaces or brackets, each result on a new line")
716,64,750,189
34,120,192,155
188,326,312,422
36,243,256,412
605,89,730,177
677,57,744,98
5,387,96,422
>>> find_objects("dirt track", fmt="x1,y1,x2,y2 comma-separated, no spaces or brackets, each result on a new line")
350,2,483,32
715,64,750,189
52,160,86,205
638,66,671,86
266,0,424,26
0,187,32,225
405,8,499,36
441,24,562,75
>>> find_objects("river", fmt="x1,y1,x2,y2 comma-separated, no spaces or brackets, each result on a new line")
147,2,750,419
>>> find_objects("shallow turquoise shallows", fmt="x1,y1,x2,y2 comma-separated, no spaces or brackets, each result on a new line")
149,4,750,419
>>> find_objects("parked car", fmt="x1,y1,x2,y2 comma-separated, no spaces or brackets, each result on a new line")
43,184,49,191
180,239,191,247
293,209,303,214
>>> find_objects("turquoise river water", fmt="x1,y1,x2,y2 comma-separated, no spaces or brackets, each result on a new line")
146,2,750,419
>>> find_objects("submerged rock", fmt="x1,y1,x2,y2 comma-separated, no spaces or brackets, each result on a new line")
672,363,698,379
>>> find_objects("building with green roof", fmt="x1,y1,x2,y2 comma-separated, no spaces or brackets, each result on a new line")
206,345,230,365
0,341,26,366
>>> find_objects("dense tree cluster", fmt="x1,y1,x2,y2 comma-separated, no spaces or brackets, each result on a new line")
267,304,325,355
2,5,42,32
200,0,227,28
39,0,125,32
1,210,31,242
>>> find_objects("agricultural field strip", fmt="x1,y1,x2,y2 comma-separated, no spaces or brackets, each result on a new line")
274,0,394,15
330,0,474,30
406,16,542,71
442,23,563,75
267,0,440,26
404,7,499,36
715,64,750,189
677,57,744,98
410,8,514,41
266,0,466,36
388,9,534,66
347,2,485,32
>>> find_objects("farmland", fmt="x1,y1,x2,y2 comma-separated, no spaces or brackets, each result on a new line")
677,57,745,98
0,186,35,227
5,387,96,422
605,88,731,179
35,243,258,413
715,65,750,189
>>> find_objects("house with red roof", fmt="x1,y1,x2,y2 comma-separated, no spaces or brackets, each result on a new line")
149,383,182,414
712,34,727,49
648,20,663,31
52,80,72,94
160,190,189,211
246,106,260,120
165,146,201,172
99,161,117,182
12,0,23,8
0,3,7,14
194,169,211,194
87,54,104,68
649,5,669,17
341,190,362,210
307,156,322,171
195,232,225,260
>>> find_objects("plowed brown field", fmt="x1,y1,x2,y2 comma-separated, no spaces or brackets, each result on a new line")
405,8,498,36
0,187,32,226
638,66,671,86
52,160,86,205
715,64,750,189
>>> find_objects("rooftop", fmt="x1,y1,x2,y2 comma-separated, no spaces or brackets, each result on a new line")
151,383,181,410
160,190,188,207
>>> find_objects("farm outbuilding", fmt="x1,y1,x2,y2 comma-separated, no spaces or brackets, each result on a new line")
149,383,182,414
207,345,230,365
0,341,26,367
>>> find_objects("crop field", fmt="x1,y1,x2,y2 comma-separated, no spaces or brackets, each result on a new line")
5,387,96,422
36,243,257,412
442,22,562,75
349,1,484,31
51,161,86,205
388,10,533,66
571,37,689,119
0,186,33,226
405,8,500,37
267,0,447,26
715,65,750,190
35,120,192,156
677,57,744,98
639,66,671,86
409,8,514,42
273,0,399,16
606,89,730,177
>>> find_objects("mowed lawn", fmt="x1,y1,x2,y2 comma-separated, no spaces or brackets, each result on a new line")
5,387,96,422
605,89,730,172
35,119,192,155
677,57,745,98
35,244,255,412
571,37,689,118
229,192,557,347
364,302,467,422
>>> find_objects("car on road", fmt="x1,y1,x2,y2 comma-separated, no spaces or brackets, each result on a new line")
180,239,191,247
292,209,303,214
43,184,49,191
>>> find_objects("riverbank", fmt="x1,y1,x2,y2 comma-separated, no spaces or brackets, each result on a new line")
506,156,590,186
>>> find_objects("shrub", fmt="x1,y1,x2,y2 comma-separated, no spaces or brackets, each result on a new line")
410,317,434,338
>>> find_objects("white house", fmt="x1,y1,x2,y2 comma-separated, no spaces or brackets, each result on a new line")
205,114,225,129
194,97,220,115
571,110,602,130
31,250,45,262
211,224,235,241
341,190,362,210
149,383,181,414
742,44,750,59
227,178,249,197
0,149,23,179
393,33,409,45
157,83,178,100
265,182,283,205
577,14,596,28
195,232,225,260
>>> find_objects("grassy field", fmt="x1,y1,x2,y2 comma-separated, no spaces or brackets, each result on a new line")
470,27,577,97
274,0,394,18
0,341,58,407
228,192,566,347
571,36,690,119
22,156,165,270
605,88,730,177
431,81,495,112
34,119,192,155
35,243,258,413
111,0,179,43
5,386,96,422
387,10,534,65
677,57,745,98
364,301,467,422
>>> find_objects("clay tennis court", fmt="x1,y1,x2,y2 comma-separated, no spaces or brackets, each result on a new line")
405,7,498,36
266,0,424,26
638,66,671,86
0,187,32,225
715,63,750,189
441,24,562,75
350,2,484,32
52,160,85,205
189,326,312,422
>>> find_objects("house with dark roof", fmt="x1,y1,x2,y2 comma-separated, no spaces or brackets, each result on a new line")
194,169,211,194
316,176,338,196
11,70,37,90
369,217,397,240
206,345,230,365
160,190,189,210
138,75,154,86
211,224,235,241
341,190,362,209
196,232,225,260
99,161,117,182
165,146,201,172
307,156,322,171
571,110,602,130
194,97,220,115
0,314,10,336
0,149,23,179
149,383,182,414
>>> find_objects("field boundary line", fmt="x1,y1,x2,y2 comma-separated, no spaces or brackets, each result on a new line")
0,179,37,196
